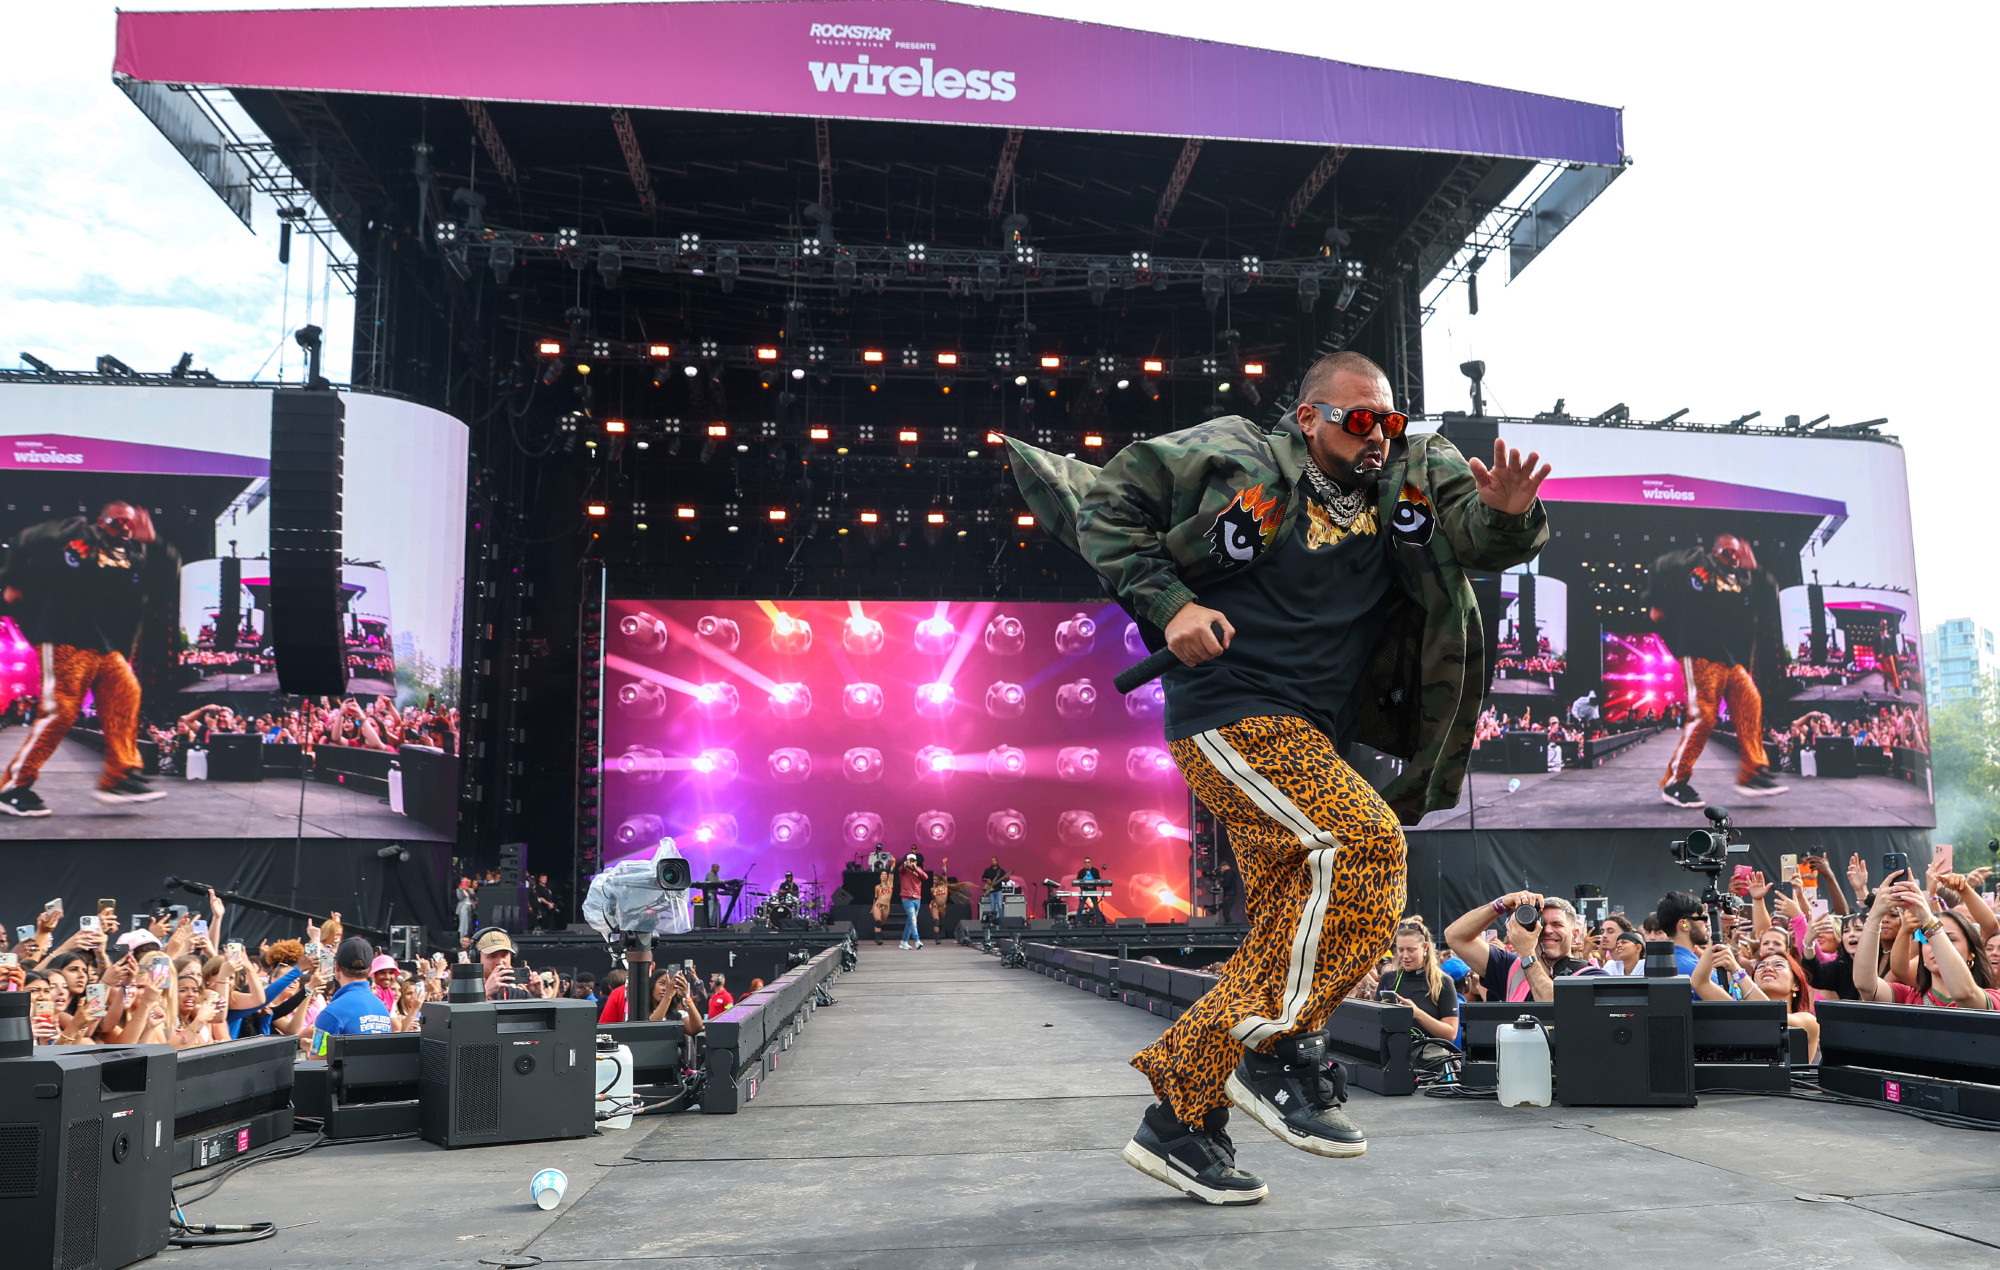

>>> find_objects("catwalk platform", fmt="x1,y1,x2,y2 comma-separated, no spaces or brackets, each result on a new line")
158,945,1995,1269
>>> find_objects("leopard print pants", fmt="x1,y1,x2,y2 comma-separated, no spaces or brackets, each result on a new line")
1131,715,1406,1124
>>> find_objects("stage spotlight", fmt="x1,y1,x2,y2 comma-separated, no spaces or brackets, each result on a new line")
841,614,884,655
684,364,700,378
1126,746,1176,780
695,615,740,651
1242,361,1265,378
809,425,831,441
1039,355,1061,371
1014,513,1036,529
1116,378,1130,390
1056,810,1102,849
767,682,812,719
936,351,959,366
616,681,668,717
1081,433,1105,449
537,340,563,357
769,813,811,846
676,506,696,521
691,747,740,780
1142,378,1161,402
604,419,627,434
842,747,883,783
769,611,811,654
693,682,739,718
585,502,609,518
982,615,1025,655
986,431,1007,446
858,511,880,525
984,746,1027,780
986,809,1028,846
841,682,884,719
1123,623,1147,657
842,811,885,847
1055,678,1097,719
490,243,515,284
1055,746,1100,782
915,615,957,655
1124,680,1166,717
925,511,945,525
597,249,622,289
1127,811,1178,844
768,747,812,783
914,810,957,846
984,680,1026,718
914,682,954,719
618,612,669,653
1053,613,1098,655
606,746,666,782
692,813,739,847
541,360,563,386
615,814,667,847
915,745,955,781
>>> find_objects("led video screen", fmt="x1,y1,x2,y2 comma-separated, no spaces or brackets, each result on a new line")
1418,421,1930,832
0,383,467,840
600,599,1194,921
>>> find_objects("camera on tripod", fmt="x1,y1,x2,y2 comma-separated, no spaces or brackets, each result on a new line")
1669,805,1746,873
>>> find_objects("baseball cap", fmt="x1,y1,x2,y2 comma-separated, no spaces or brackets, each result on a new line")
368,954,399,976
335,936,375,974
474,928,516,955
116,930,162,954
1440,956,1471,980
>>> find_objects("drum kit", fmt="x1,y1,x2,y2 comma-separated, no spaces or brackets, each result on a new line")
748,878,829,929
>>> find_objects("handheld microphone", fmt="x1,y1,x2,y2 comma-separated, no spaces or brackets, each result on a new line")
1114,622,1224,694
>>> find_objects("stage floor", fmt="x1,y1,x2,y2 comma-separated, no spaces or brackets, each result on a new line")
160,946,1997,1268
1418,727,1936,831
0,734,438,840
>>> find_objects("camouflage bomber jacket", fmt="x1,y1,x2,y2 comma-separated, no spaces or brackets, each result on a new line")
1007,414,1548,826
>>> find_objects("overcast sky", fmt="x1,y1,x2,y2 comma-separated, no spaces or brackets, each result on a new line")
3,0,1994,631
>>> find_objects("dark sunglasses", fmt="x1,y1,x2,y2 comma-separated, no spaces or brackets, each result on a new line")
1307,403,1409,439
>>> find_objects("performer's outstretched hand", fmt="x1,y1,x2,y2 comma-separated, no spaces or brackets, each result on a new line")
1468,437,1551,515
1165,602,1234,667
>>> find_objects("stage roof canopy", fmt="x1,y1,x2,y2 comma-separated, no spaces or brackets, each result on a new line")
114,1,1623,163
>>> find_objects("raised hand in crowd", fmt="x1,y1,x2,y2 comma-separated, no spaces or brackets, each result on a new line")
1846,853,1871,902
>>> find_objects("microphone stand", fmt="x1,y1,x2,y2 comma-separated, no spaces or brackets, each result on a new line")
163,876,388,942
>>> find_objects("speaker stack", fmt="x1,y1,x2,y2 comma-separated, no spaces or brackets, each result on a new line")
417,968,598,1149
269,389,346,697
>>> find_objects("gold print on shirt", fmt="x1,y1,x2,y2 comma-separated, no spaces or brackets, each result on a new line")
1303,499,1378,551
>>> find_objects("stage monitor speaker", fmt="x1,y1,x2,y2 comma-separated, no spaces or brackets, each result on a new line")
205,733,264,782
1817,1000,2000,1123
418,997,598,1148
476,882,523,931
1691,1000,1791,1094
291,1033,422,1139
269,388,346,696
171,1034,295,1174
498,842,525,886
1460,1001,1555,1088
1813,737,1858,778
216,555,241,653
1553,976,1695,1107
0,1013,175,1270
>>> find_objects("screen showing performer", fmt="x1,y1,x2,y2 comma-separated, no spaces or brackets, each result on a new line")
0,381,468,841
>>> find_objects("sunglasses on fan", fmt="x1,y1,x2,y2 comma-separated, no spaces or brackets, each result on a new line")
1305,403,1409,439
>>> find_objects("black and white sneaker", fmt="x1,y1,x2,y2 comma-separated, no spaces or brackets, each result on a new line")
1660,781,1705,809
1121,1103,1267,1205
0,787,51,817
1735,772,1789,798
1225,1031,1367,1158
92,774,166,806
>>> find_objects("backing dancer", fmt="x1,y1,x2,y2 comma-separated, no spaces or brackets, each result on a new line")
1010,351,1550,1203
0,501,176,816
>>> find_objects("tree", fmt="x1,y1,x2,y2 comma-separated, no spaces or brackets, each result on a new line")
1930,672,2000,873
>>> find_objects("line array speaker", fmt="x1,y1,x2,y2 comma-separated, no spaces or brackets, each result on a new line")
269,388,346,696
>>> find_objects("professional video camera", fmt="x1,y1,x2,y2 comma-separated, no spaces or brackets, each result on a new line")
1667,805,1750,934
583,843,693,941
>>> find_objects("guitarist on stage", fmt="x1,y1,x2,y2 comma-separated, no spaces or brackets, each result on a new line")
1008,350,1551,1205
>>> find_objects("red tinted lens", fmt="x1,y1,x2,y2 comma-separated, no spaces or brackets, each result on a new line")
1341,409,1409,438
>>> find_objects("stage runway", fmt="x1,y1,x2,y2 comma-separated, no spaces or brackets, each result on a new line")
0,735,431,840
1419,728,1936,831
157,946,1996,1268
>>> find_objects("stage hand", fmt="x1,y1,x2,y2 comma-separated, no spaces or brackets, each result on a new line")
1165,603,1233,667
1468,438,1551,516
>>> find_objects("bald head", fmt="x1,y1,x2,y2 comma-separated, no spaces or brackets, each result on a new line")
1298,350,1390,411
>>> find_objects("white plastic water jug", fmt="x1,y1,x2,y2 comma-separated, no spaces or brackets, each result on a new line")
1496,1015,1552,1107
595,1041,635,1130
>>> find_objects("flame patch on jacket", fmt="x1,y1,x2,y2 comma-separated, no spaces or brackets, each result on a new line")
1202,484,1283,565
1304,497,1378,551
1390,482,1434,546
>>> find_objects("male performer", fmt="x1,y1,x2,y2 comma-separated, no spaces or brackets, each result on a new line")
0,500,176,815
1646,533,1786,808
1010,350,1550,1204
773,871,802,923
981,856,1011,923
1075,857,1107,923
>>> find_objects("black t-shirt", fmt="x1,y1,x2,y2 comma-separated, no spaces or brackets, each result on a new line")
1380,967,1458,1025
1802,952,1861,1001
1,518,175,652
1163,488,1392,743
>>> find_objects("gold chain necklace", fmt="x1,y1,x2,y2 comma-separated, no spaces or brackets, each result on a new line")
1302,456,1370,527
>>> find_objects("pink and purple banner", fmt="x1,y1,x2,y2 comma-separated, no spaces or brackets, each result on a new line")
114,1,1623,163
0,434,266,479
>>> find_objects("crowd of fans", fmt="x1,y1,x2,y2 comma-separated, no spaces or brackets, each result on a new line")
1783,704,1928,755
3,888,760,1054
1334,848,1997,1066
129,696,461,767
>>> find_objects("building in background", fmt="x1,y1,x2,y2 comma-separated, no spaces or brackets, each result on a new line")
1923,619,1996,703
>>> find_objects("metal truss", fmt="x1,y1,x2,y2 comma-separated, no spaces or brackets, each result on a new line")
438,225,1355,304
169,86,359,295
609,109,656,212
1418,160,1567,324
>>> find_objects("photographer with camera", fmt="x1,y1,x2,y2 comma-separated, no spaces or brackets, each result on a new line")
1445,892,1601,1003
1656,890,1741,999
